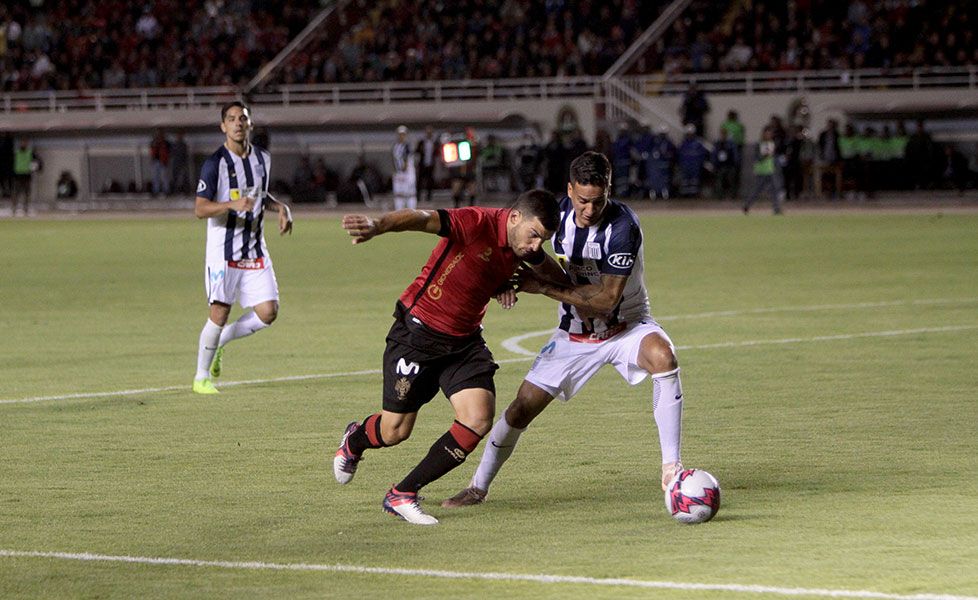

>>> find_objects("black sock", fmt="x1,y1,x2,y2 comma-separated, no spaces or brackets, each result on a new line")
347,413,385,456
395,421,482,493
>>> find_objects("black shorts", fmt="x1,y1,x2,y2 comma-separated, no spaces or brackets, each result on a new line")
382,302,498,414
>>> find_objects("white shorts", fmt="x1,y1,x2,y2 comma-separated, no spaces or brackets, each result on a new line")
393,171,416,197
524,320,674,401
205,257,280,308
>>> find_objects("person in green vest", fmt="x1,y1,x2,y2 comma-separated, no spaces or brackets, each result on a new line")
721,110,746,190
839,124,864,199
743,126,783,214
12,138,35,217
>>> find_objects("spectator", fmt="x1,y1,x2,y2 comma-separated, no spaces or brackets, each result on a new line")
816,119,843,199
743,126,783,215
676,124,710,196
292,156,315,201
149,129,170,196
514,131,543,193
713,128,739,199
611,124,633,198
479,134,508,193
905,119,934,190
415,126,439,203
647,124,676,200
169,133,190,195
680,82,710,136
633,124,655,198
12,137,35,216
940,145,969,193
0,133,13,199
721,110,746,192
543,129,568,194
56,170,78,199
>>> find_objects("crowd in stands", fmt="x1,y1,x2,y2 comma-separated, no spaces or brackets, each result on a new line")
657,0,978,75
603,113,978,205
0,1,321,91
275,0,661,85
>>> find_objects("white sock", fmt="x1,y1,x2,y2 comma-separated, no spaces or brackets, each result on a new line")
217,310,269,347
393,196,406,210
406,195,417,209
195,319,223,380
471,415,526,491
652,367,683,464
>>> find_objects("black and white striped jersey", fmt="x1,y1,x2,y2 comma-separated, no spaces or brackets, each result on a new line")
197,144,271,263
552,196,652,334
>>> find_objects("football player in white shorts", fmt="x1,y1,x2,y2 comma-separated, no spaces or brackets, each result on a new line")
443,151,686,508
191,101,293,394
392,125,417,210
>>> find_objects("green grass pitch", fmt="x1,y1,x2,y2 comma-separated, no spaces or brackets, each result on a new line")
1,210,977,599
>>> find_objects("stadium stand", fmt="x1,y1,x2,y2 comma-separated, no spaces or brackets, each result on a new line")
0,0,322,91
648,0,978,76
0,0,976,209
270,0,666,85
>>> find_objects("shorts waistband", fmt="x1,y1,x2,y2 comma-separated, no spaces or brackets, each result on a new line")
227,257,265,270
568,322,627,343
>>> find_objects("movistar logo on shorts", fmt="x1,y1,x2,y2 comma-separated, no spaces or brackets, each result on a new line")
396,358,420,376
607,253,635,268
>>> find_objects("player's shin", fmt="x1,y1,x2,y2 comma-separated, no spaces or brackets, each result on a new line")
194,319,223,380
471,415,526,491
651,367,684,469
217,310,269,347
395,420,483,493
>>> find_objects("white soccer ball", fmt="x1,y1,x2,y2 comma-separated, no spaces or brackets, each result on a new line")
664,468,721,524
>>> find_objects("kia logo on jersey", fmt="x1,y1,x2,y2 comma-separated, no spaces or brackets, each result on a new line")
607,253,634,268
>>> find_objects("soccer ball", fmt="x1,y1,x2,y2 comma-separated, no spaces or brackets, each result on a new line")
664,468,721,524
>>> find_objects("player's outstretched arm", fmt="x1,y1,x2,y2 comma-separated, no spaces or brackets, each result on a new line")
342,209,440,245
525,252,572,287
519,272,627,317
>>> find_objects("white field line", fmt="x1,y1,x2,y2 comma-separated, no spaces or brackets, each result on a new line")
2,297,976,406
0,550,974,600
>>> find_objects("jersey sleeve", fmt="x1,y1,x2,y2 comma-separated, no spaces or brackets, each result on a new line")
601,215,642,276
441,207,486,244
196,156,220,201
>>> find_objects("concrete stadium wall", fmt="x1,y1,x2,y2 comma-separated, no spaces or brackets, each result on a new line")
11,88,978,202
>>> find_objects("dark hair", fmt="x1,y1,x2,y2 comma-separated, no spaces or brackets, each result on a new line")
221,100,250,121
512,189,559,232
569,151,611,190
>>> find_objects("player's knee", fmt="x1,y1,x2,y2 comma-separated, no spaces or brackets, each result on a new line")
648,345,678,373
257,302,278,325
382,423,411,445
504,401,536,429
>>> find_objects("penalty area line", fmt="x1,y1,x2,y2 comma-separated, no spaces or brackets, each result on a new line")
2,324,976,406
0,549,975,600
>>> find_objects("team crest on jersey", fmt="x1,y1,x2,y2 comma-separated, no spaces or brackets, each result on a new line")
197,179,207,193
584,242,602,259
607,253,635,268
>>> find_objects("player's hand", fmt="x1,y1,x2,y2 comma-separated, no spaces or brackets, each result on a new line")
230,195,256,213
278,205,293,236
342,214,379,244
494,289,518,309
